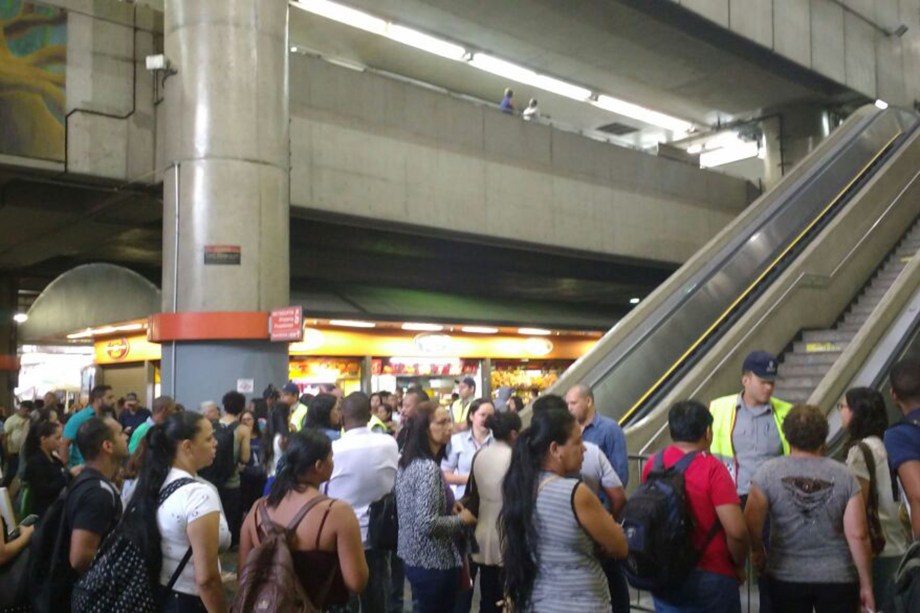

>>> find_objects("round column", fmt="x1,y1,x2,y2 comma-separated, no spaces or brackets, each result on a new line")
159,0,290,407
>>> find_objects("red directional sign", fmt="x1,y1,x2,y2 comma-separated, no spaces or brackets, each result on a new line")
269,306,303,342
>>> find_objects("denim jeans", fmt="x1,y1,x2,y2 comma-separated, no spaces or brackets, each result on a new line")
404,565,459,613
652,569,741,613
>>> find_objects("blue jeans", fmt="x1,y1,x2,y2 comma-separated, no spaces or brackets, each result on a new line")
653,569,741,613
404,565,459,613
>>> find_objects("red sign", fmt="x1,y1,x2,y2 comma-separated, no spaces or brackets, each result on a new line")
269,307,303,341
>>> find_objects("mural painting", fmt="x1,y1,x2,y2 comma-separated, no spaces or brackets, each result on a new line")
0,0,66,161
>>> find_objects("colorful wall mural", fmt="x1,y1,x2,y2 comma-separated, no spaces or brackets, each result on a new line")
0,0,66,161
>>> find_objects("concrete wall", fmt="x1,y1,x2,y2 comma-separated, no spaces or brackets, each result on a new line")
42,0,159,181
674,0,920,107
289,56,755,264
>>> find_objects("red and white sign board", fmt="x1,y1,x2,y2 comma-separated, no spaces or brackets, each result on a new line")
269,306,304,342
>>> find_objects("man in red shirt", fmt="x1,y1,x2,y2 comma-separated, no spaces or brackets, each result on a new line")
642,400,749,613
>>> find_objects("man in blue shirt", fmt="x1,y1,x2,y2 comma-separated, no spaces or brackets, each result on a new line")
884,357,920,539
60,384,116,467
566,383,629,487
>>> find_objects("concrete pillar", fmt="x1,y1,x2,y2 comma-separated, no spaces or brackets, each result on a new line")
0,276,17,411
159,0,290,408
360,356,373,394
762,103,830,189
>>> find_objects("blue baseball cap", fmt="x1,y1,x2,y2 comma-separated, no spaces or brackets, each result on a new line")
742,351,778,381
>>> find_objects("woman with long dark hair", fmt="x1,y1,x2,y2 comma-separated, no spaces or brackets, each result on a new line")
22,419,74,517
500,408,627,612
396,401,477,612
238,430,367,611
121,411,230,612
303,393,342,441
261,401,290,495
840,387,908,611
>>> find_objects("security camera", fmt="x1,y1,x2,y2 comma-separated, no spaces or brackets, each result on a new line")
145,54,171,72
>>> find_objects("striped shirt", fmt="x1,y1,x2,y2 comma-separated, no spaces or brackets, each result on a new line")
529,473,610,612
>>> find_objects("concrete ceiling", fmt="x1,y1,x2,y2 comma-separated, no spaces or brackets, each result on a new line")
0,168,674,326
289,0,859,149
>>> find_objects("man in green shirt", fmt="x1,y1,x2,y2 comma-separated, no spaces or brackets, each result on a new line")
128,395,177,454
61,385,115,467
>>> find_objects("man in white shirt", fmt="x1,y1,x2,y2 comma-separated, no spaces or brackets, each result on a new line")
324,392,398,613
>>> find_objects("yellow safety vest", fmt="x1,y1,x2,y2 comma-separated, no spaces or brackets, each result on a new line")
450,398,472,424
709,394,792,484
368,414,390,433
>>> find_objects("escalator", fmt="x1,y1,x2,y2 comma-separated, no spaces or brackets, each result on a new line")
546,105,920,472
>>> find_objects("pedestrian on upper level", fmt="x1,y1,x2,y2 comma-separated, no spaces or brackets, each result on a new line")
522,98,540,121
499,88,514,114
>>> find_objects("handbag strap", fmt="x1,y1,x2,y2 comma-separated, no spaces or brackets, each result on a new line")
857,442,881,511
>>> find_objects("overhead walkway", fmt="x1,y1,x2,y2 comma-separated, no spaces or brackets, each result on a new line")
546,105,920,480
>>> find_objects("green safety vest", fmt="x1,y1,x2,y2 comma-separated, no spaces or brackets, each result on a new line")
708,394,793,485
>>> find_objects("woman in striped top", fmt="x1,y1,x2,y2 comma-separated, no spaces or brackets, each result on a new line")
500,405,628,612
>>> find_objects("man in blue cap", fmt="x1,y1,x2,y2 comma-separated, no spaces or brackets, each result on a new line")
708,350,792,504
709,350,791,613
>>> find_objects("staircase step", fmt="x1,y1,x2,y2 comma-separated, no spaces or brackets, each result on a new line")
783,351,841,366
778,363,831,377
801,329,854,343
794,340,847,353
850,303,879,316
776,375,825,389
774,387,812,404
837,321,865,333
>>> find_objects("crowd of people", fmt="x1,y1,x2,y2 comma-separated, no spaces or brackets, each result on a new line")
0,352,918,612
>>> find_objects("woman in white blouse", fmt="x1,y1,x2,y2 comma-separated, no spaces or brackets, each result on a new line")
840,387,909,612
120,411,230,612
442,399,495,497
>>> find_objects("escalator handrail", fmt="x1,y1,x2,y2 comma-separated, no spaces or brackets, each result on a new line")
618,131,905,426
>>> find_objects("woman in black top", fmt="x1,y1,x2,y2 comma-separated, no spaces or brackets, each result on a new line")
23,420,76,517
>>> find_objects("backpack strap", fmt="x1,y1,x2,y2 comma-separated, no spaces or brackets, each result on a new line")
158,478,199,592
288,494,330,532
652,451,665,471
313,500,336,549
671,450,700,473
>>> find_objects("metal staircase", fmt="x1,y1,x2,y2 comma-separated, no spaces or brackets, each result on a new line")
775,217,920,403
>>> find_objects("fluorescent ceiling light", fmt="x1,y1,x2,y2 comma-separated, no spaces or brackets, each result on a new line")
385,25,466,61
629,297,641,305
461,326,499,334
329,319,376,328
518,327,552,336
114,323,144,332
292,0,386,35
66,330,93,339
530,74,592,101
12,313,28,324
593,95,692,133
875,99,889,110
401,322,444,332
700,140,759,168
469,53,592,101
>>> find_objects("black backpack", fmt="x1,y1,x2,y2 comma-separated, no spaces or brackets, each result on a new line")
199,421,239,487
30,471,100,613
894,540,920,613
621,450,720,592
71,478,197,613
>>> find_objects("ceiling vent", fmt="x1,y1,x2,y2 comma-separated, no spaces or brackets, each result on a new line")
596,122,639,136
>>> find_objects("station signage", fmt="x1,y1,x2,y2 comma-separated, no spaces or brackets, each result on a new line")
269,306,304,342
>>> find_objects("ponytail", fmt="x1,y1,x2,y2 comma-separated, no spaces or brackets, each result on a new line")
500,408,574,611
121,412,205,584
